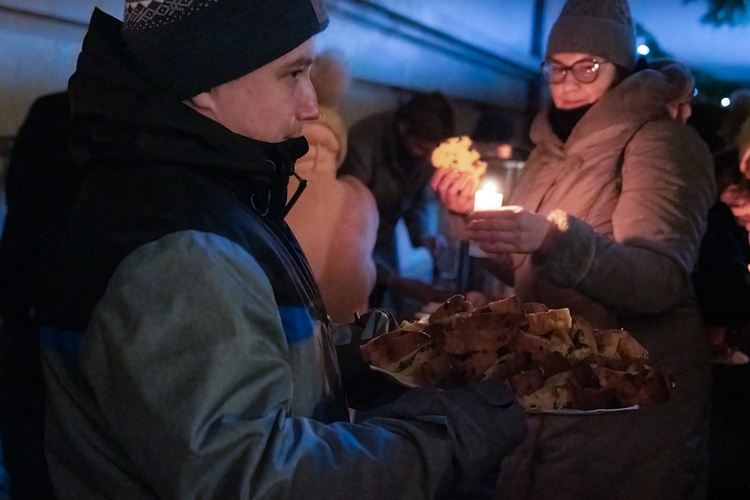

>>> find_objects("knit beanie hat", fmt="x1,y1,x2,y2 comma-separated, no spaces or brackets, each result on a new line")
546,0,636,71
122,0,329,100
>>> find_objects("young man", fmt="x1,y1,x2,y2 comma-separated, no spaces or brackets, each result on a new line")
37,1,526,498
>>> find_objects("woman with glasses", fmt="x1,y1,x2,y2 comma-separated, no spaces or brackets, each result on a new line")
434,0,715,498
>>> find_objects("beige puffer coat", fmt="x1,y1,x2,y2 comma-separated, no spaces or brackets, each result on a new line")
287,106,378,322
494,62,715,499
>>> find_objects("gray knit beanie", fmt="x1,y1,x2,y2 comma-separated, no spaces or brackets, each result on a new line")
546,0,636,71
122,0,329,99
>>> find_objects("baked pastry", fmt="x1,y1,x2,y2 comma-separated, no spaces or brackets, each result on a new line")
362,294,673,411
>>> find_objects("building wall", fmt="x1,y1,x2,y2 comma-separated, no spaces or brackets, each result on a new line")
0,0,553,306
0,1,121,137
0,0,548,140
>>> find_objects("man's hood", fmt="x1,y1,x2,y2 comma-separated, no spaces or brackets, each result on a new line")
67,9,309,181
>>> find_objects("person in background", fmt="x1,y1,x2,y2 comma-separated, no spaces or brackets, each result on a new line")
37,1,527,498
699,88,750,496
285,50,378,323
693,89,750,365
649,60,750,365
338,91,455,320
649,61,750,364
693,150,750,365
0,91,79,500
435,0,715,497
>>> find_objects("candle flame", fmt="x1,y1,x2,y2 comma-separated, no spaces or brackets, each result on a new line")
481,181,498,193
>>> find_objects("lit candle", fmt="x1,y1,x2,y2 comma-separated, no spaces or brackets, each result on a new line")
469,182,503,258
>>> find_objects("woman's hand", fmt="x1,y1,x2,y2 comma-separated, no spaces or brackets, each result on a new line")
468,206,552,254
431,168,479,214
730,202,750,231
722,182,750,232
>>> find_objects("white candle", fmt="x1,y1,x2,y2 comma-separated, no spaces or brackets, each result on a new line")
469,185,503,258
473,189,504,212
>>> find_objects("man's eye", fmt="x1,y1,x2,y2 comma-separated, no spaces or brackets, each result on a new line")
290,66,311,79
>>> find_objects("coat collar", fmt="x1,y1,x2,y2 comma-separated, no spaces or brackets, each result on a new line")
67,8,309,220
531,61,695,157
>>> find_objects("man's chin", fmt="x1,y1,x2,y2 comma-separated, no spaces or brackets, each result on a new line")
284,131,304,142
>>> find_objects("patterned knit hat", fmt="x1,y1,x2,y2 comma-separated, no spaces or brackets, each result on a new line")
546,0,636,71
122,0,329,99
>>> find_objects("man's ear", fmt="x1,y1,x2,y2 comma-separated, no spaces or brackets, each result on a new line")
741,147,750,179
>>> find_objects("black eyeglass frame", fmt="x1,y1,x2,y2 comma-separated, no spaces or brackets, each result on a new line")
541,58,609,84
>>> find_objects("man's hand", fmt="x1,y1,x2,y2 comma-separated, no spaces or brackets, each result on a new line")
468,206,552,254
431,168,479,214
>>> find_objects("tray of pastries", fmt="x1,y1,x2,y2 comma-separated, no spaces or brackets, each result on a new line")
362,294,674,413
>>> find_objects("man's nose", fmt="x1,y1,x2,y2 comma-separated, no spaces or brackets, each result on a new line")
298,82,320,122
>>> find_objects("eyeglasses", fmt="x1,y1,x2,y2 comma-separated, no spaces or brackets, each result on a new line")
541,58,609,84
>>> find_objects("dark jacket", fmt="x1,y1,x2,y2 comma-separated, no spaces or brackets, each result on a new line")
0,91,77,500
338,111,436,272
693,201,750,328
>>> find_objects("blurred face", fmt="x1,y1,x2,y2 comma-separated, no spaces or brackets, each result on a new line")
397,123,440,163
189,38,319,143
546,53,618,110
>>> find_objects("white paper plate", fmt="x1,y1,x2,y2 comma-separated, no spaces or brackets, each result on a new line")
525,405,640,415
369,365,420,388
369,365,642,414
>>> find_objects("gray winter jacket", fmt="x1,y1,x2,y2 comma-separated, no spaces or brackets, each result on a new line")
38,9,527,499
494,62,715,499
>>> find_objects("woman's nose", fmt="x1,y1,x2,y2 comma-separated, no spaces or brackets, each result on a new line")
559,71,580,88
